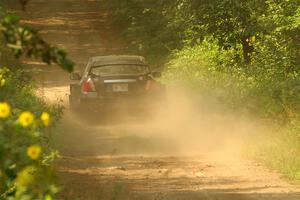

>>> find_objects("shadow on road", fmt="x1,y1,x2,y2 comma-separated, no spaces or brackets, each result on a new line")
58,155,300,200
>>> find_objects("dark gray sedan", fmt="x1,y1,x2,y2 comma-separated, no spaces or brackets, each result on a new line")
69,55,164,112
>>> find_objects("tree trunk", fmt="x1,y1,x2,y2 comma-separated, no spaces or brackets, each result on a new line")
242,38,254,64
19,0,30,10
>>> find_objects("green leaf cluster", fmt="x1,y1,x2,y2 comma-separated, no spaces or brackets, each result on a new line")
0,67,61,200
109,0,300,122
0,14,74,72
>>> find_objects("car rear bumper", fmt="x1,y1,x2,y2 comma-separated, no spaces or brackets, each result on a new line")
79,92,150,109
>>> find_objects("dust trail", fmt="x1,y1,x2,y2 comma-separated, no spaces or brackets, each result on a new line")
54,84,266,158
149,87,263,155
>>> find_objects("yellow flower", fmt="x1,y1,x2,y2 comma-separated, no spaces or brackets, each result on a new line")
0,79,5,87
16,166,36,187
0,102,11,119
45,195,53,200
27,145,42,160
40,112,50,126
251,35,256,43
19,111,34,127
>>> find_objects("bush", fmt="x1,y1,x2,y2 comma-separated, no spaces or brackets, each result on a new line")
164,33,300,120
164,35,300,180
164,38,254,112
0,67,61,200
247,118,300,180
109,0,300,180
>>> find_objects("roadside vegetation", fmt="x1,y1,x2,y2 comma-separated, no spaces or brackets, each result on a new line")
107,0,300,180
0,67,62,200
0,1,73,199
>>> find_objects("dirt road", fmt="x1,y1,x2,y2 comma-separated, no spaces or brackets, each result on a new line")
60,107,300,200
17,0,300,199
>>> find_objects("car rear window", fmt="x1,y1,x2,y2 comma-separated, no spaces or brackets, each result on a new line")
90,65,150,76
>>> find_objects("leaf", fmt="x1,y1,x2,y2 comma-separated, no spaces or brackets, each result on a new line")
3,14,20,24
58,57,74,73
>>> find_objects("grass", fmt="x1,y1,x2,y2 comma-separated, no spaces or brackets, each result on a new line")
247,121,300,181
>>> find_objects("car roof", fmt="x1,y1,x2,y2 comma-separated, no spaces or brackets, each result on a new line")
89,55,147,66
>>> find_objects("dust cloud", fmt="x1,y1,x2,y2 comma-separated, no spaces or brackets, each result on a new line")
149,87,259,155
59,84,266,158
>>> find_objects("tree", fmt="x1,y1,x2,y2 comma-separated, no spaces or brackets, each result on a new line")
173,0,267,64
0,1,74,72
18,0,30,10
106,0,182,65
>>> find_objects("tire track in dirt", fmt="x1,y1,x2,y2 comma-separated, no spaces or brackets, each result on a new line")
16,0,300,199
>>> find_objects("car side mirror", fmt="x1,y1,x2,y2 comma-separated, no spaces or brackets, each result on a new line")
152,71,162,78
70,72,81,80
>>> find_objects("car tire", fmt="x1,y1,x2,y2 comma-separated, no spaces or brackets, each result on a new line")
69,95,81,112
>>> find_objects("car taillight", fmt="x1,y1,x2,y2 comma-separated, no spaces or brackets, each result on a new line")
81,78,96,93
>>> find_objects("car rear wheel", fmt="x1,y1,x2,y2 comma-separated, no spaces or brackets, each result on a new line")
69,95,81,112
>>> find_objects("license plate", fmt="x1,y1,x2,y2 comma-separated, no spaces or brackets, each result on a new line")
112,84,128,92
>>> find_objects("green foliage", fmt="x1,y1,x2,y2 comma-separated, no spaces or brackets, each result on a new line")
158,0,300,180
0,2,71,199
0,14,74,72
106,0,183,65
165,36,300,121
164,38,252,111
0,0,74,72
107,0,269,64
0,67,61,199
109,0,300,122
248,119,300,180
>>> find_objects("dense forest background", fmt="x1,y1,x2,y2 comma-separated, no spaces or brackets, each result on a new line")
107,0,300,121
107,0,300,179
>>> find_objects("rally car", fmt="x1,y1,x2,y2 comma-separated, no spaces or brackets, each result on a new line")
69,55,164,112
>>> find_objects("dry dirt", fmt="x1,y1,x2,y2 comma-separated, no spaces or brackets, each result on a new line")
15,0,300,199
